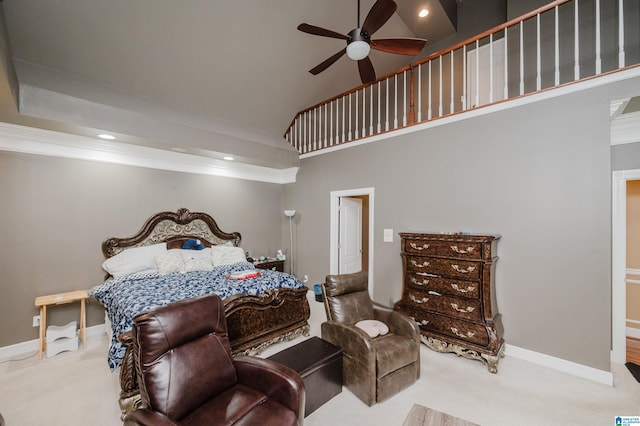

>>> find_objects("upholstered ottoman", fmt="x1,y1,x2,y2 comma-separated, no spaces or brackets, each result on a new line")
268,336,343,416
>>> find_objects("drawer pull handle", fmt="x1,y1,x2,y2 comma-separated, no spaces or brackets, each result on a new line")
428,290,442,296
452,265,476,274
409,294,429,304
410,278,429,286
411,260,430,268
410,243,430,251
451,327,475,338
410,316,429,326
451,245,475,254
450,303,475,313
450,283,475,293
416,272,438,277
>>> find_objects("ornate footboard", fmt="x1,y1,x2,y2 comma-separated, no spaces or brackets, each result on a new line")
117,287,310,418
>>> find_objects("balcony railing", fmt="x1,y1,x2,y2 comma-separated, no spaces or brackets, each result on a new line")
284,0,640,155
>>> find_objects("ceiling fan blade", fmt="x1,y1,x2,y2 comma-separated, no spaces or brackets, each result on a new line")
371,38,427,56
309,48,347,75
298,23,349,40
361,0,397,37
358,57,376,84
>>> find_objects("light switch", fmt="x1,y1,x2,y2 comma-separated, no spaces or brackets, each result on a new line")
383,229,393,242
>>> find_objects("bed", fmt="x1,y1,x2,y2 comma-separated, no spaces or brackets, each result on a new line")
89,208,310,416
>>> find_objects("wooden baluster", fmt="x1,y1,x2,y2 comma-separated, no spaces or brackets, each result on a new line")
403,70,407,126
385,78,390,131
595,0,601,74
377,81,381,133
504,29,509,99
450,51,455,113
574,0,580,80
417,64,422,122
428,59,433,120
519,22,524,95
475,40,480,107
489,34,494,103
394,74,398,129
369,83,374,135
555,5,560,85
439,55,443,116
619,0,625,68
342,96,346,143
349,93,353,140
361,86,366,137
536,14,541,90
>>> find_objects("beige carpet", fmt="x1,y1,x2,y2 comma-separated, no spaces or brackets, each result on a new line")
403,403,479,426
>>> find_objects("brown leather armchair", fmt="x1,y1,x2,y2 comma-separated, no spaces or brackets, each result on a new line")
321,271,420,406
123,294,305,426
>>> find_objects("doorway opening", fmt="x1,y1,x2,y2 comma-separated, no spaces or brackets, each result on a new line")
330,187,375,294
612,170,640,364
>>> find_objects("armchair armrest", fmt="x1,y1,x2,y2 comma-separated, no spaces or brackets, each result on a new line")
373,304,420,341
321,321,375,367
234,356,305,416
123,408,180,426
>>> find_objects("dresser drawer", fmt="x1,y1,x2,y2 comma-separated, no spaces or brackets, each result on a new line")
404,238,483,259
405,256,481,280
406,271,480,300
403,307,489,347
405,289,482,322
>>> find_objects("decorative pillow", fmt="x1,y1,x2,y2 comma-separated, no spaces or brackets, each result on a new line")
182,238,205,250
355,320,390,338
155,251,185,275
210,246,246,267
182,248,212,262
184,257,214,272
102,243,167,278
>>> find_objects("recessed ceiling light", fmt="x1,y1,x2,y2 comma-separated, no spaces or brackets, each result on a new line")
223,156,234,161
97,133,116,140
419,8,429,18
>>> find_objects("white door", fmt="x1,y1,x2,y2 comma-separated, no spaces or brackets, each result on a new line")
338,197,363,274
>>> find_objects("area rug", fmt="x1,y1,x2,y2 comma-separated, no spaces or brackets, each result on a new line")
625,362,640,383
402,403,479,426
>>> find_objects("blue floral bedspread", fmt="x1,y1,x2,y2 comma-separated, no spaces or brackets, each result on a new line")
89,261,305,370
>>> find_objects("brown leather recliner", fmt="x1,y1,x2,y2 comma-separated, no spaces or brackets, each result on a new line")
123,294,305,426
321,271,420,406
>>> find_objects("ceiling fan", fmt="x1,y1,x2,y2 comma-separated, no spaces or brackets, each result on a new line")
298,0,427,85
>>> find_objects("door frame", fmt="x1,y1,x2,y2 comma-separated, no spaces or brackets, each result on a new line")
330,187,375,295
612,169,640,364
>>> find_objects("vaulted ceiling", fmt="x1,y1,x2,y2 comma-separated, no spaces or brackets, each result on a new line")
0,0,457,170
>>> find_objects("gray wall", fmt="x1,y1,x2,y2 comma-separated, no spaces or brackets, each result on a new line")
0,152,284,347
285,75,640,371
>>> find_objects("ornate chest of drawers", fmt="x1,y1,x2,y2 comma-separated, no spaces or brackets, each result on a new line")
394,233,504,372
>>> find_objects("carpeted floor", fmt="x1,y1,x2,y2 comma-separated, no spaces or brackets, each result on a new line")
403,403,479,426
625,362,640,382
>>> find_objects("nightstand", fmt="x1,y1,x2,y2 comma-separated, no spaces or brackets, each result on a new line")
254,259,284,272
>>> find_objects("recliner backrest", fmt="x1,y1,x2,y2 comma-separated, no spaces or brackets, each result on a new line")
323,271,374,324
132,294,237,420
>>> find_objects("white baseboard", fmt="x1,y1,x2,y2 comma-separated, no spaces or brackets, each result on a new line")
627,326,640,340
506,344,613,386
0,323,107,360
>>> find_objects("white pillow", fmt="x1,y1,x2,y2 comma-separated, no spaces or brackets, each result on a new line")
155,251,185,275
182,248,214,272
181,248,212,261
102,243,167,278
210,246,246,267
355,320,390,338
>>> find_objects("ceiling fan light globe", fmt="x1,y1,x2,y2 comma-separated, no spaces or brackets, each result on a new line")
347,41,370,60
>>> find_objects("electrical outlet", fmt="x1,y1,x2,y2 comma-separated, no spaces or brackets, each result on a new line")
303,275,309,283
32,315,40,327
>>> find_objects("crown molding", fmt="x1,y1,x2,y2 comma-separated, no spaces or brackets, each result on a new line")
0,122,298,184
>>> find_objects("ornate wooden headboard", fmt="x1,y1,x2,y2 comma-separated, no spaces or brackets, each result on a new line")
102,208,242,258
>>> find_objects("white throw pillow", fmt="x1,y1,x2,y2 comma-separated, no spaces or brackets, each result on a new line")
181,248,212,261
102,243,167,278
210,246,246,267
155,251,185,275
355,320,390,338
182,248,214,272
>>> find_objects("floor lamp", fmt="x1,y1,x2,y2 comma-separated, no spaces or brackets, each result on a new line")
284,210,296,275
